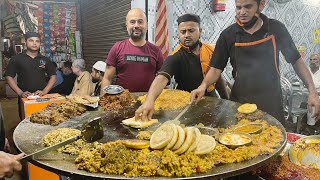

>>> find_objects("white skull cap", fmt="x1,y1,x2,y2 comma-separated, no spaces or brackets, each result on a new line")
92,61,106,72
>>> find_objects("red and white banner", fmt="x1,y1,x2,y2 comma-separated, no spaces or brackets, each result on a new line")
155,0,170,58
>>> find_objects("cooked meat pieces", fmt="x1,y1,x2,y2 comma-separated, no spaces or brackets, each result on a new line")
235,110,265,121
99,89,135,111
30,101,86,125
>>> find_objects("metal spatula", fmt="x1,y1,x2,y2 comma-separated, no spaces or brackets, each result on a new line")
20,117,104,162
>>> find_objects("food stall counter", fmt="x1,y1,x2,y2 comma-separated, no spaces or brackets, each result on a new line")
20,93,66,119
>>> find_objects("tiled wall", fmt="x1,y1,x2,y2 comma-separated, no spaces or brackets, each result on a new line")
155,0,320,76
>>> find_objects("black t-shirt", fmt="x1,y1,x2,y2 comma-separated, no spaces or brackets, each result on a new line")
211,13,301,75
158,47,204,92
50,73,77,95
4,51,56,92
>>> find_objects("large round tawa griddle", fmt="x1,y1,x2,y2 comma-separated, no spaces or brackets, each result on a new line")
13,95,286,179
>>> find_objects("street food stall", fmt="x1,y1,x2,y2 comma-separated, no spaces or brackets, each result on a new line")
13,90,289,179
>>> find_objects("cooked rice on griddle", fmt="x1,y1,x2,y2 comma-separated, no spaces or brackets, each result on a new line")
42,128,100,155
75,119,283,177
138,89,190,111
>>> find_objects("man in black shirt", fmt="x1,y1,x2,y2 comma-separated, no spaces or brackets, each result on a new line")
135,14,228,121
50,61,77,95
5,32,56,119
190,0,320,124
5,32,56,97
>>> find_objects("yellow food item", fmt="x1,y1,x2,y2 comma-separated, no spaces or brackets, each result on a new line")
136,130,153,140
234,124,262,134
150,124,174,149
138,89,190,110
122,117,158,129
174,127,195,155
42,128,99,155
237,103,257,114
166,124,178,149
121,139,149,149
194,135,216,155
66,94,99,104
219,133,252,146
187,127,201,152
75,119,284,177
172,125,185,150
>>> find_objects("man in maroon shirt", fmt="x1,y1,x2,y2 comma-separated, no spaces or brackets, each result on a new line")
100,8,164,93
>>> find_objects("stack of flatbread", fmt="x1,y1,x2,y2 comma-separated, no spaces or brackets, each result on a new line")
149,123,216,155
66,94,99,105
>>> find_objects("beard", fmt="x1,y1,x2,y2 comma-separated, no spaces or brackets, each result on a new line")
129,29,145,41
310,63,319,70
92,78,100,83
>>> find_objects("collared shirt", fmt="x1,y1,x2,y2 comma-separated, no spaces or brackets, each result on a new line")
71,71,94,96
312,69,320,89
4,51,56,92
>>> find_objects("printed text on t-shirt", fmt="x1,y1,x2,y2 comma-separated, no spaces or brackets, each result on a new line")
125,54,150,63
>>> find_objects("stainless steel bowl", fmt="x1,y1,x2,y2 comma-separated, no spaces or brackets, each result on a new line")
103,85,124,95
194,126,220,140
219,132,253,149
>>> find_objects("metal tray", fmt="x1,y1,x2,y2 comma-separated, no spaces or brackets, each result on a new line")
289,135,320,169
13,94,286,179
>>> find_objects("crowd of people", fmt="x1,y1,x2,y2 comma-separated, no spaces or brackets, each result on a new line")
1,0,320,178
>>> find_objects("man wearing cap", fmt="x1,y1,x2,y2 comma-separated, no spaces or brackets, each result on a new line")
91,61,106,96
100,8,164,94
135,13,229,120
5,32,56,118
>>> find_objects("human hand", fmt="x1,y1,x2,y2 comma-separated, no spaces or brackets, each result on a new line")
135,101,155,121
34,90,45,96
307,92,320,120
20,91,32,98
0,152,24,178
190,86,206,104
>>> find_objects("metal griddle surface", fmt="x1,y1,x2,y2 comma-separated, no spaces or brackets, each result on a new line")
13,95,286,179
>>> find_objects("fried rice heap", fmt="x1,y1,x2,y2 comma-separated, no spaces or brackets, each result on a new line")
42,128,100,155
74,119,283,177
138,89,190,111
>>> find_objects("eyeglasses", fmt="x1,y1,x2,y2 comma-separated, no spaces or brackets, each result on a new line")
310,59,318,61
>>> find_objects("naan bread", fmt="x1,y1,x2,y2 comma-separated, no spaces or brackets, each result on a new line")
122,117,158,129
66,95,99,104
150,124,174,149
237,103,257,114
194,135,216,155
121,139,150,149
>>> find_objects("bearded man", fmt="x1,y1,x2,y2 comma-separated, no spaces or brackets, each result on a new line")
100,8,164,94
135,13,229,121
190,0,320,125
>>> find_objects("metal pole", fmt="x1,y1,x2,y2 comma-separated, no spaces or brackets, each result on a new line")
145,0,148,41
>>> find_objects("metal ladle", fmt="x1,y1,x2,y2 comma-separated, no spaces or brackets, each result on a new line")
20,117,104,162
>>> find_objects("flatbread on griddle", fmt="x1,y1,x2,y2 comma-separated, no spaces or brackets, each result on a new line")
122,117,158,129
